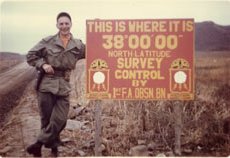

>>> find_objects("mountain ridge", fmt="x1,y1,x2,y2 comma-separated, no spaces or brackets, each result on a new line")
1,21,230,55
195,21,230,51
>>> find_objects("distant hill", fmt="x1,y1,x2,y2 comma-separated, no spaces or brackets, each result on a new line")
1,22,230,53
0,52,25,73
195,21,230,51
0,52,25,61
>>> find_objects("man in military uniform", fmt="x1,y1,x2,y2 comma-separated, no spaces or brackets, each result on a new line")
26,12,85,157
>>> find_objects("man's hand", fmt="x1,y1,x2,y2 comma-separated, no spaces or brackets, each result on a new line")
42,64,54,74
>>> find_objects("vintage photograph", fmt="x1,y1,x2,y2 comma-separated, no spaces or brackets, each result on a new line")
0,0,229,157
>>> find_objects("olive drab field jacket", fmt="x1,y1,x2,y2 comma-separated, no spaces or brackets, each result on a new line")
26,33,85,96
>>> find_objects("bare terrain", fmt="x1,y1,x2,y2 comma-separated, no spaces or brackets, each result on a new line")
0,51,229,157
0,62,34,95
0,52,25,73
0,61,35,128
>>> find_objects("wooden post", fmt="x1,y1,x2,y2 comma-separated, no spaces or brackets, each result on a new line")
174,101,182,156
94,100,102,156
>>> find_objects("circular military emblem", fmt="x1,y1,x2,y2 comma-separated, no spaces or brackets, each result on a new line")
93,71,105,84
174,71,187,84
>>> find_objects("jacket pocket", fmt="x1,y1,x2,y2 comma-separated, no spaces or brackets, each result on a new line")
62,50,79,69
46,49,62,67
70,49,80,56
47,49,60,56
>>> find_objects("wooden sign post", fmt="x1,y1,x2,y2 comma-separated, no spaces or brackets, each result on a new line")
94,100,102,156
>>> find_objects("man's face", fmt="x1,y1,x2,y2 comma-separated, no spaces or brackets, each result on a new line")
56,16,72,36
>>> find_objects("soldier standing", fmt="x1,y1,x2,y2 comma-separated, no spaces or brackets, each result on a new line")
26,12,85,157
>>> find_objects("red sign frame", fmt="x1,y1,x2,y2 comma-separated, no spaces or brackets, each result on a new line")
86,19,194,100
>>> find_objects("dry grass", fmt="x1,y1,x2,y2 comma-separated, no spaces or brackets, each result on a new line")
97,51,230,156
196,51,230,85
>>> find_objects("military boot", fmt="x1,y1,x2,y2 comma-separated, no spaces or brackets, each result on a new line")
51,147,58,157
26,141,42,157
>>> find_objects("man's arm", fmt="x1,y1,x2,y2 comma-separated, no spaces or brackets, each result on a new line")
26,39,48,69
74,39,85,60
79,43,86,59
27,39,48,91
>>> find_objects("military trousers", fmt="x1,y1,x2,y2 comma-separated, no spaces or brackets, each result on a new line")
36,92,69,148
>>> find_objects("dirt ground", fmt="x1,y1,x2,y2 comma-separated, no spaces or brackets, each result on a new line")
0,61,95,157
0,81,96,157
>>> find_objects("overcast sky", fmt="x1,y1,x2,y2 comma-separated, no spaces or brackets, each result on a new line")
1,0,230,54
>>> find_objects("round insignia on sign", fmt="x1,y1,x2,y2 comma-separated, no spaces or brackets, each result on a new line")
93,71,105,84
174,71,187,84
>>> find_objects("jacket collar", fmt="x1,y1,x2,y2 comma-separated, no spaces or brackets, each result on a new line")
53,33,81,50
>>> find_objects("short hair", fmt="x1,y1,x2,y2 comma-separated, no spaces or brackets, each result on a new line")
56,12,72,22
